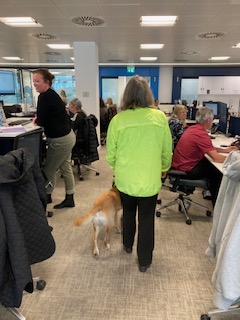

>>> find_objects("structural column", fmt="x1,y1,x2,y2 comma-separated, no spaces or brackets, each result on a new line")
73,42,99,136
158,66,173,103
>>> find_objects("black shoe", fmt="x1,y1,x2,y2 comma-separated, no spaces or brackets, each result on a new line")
139,264,151,273
54,194,75,209
123,246,132,253
47,194,52,204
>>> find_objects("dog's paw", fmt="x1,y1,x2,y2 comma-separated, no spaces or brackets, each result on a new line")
105,243,110,250
93,248,99,256
115,227,121,234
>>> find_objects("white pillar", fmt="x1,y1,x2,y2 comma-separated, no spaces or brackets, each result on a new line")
118,76,127,109
158,67,173,103
73,42,99,136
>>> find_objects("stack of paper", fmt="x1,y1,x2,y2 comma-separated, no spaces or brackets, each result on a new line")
0,125,27,133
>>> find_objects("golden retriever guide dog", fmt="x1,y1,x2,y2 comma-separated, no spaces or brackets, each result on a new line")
73,187,122,257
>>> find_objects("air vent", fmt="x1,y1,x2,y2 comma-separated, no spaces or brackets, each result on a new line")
174,59,189,62
45,59,60,63
44,52,61,56
29,33,58,40
197,32,225,40
71,16,105,27
181,51,199,56
108,59,124,62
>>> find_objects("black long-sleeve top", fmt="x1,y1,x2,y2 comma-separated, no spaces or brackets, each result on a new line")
36,88,71,138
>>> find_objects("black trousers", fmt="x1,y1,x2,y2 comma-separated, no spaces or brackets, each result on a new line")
185,157,222,206
119,192,158,266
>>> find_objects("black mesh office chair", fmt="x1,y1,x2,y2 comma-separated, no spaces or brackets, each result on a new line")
156,169,212,225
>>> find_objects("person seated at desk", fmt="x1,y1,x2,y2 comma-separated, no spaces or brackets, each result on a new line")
68,98,87,154
171,107,237,206
168,104,187,149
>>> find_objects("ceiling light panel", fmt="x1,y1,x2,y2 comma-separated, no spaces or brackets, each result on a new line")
209,56,230,60
140,44,164,49
140,16,177,27
47,44,72,49
0,17,42,27
232,43,240,48
140,57,158,61
3,57,24,60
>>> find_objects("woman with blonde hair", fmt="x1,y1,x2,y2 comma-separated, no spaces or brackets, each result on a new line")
168,104,187,149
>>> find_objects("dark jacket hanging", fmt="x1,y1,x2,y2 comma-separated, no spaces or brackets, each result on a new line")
0,148,55,308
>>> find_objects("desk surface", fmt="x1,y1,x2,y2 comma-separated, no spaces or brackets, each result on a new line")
206,133,235,173
0,118,40,138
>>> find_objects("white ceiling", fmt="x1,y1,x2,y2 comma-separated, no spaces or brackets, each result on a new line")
1,0,240,67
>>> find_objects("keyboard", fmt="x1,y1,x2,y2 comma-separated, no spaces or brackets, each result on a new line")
8,119,32,126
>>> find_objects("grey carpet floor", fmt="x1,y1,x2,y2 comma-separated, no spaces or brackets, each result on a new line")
1,146,240,320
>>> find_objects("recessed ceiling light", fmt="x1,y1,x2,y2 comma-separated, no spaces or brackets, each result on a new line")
47,44,72,49
140,44,164,49
208,56,230,61
232,43,240,48
140,57,158,61
140,16,177,27
70,57,74,61
3,56,24,60
0,17,42,27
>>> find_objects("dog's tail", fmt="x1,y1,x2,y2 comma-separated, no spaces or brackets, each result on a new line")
73,206,99,227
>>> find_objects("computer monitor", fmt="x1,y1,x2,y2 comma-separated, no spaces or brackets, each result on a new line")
0,100,6,124
228,116,240,137
218,102,228,134
203,101,218,119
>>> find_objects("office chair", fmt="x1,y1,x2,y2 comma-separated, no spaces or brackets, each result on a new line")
72,153,100,181
72,114,100,181
156,169,212,225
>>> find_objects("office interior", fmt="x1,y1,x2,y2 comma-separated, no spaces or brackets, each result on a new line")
1,0,240,319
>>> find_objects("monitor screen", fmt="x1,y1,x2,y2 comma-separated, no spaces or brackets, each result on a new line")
228,116,240,137
218,102,228,134
0,71,15,95
203,102,218,118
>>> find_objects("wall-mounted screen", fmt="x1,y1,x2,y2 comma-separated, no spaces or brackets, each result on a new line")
0,71,15,95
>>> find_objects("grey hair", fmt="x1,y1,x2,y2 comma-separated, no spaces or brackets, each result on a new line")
69,98,82,111
195,107,214,124
122,75,154,110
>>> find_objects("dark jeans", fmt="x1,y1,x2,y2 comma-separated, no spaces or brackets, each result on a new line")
119,191,158,266
185,157,222,206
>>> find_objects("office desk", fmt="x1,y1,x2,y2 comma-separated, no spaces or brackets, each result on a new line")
205,134,235,173
186,119,219,125
0,121,43,166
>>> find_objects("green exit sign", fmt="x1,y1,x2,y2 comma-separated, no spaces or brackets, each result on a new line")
127,66,135,73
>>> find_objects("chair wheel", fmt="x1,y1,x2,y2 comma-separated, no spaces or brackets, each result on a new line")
206,210,212,217
47,211,53,217
96,172,100,176
200,315,210,320
36,279,46,290
156,211,161,217
79,176,84,181
157,199,162,204
186,219,192,225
